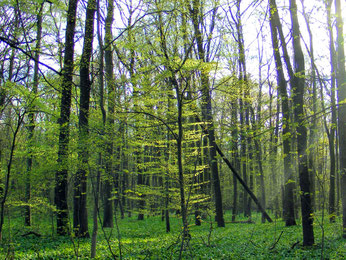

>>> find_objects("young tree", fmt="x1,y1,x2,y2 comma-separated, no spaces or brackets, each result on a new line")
25,1,45,226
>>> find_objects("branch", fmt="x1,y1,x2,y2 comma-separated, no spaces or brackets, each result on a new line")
119,110,178,140
195,115,273,223
0,36,62,76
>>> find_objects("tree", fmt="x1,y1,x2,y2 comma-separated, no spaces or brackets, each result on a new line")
73,0,97,238
269,0,296,226
334,0,346,239
191,0,225,227
25,0,45,227
289,0,314,246
102,0,115,228
55,0,79,236
325,0,337,223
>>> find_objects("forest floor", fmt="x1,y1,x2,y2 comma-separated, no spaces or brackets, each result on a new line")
0,211,344,259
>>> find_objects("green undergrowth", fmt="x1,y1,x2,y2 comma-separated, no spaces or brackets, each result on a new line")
0,211,344,259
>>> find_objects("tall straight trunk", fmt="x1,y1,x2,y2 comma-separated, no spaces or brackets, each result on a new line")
165,106,171,231
55,0,79,236
240,96,247,216
326,0,337,223
302,1,317,210
231,100,239,221
156,7,189,242
191,0,225,227
254,42,266,222
334,0,346,239
91,1,105,255
25,3,44,226
232,0,251,218
73,0,96,238
269,84,281,218
247,132,254,218
269,0,296,226
251,108,266,222
174,80,189,239
103,0,115,228
290,0,314,246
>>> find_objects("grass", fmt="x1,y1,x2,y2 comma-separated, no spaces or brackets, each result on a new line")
0,211,344,259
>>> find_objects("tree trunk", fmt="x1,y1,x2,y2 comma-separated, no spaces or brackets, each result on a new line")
25,2,44,226
55,0,79,236
269,0,296,226
73,0,96,238
195,116,273,223
290,0,314,246
231,100,239,222
191,0,225,227
302,1,317,211
0,113,24,240
325,0,337,223
91,2,105,254
103,0,115,228
334,0,346,239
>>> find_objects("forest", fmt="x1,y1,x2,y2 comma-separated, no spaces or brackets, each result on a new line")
0,0,345,258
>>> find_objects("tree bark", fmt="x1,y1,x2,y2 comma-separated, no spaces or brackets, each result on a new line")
192,0,225,227
231,99,239,222
289,0,314,246
103,0,115,228
325,0,337,223
25,2,44,226
334,0,346,239
91,1,105,254
302,0,317,211
55,0,79,236
269,0,296,226
73,0,96,238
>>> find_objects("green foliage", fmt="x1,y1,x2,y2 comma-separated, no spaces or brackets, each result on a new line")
0,212,344,259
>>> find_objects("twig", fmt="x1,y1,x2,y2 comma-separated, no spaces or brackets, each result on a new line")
269,231,284,250
21,231,42,237
291,241,300,249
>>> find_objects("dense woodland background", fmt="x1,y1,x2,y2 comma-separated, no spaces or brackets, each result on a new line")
0,0,345,258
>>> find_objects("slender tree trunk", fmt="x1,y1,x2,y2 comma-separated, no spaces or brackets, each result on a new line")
191,0,225,227
231,100,239,222
103,0,115,228
25,3,44,226
73,0,96,238
91,1,105,255
325,0,337,223
271,85,281,218
290,0,314,246
302,1,317,211
334,0,346,239
269,0,296,226
55,0,79,236
156,6,189,241
0,113,24,241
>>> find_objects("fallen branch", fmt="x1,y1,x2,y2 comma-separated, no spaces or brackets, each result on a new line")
291,241,300,249
269,231,284,250
195,116,273,223
21,231,42,237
